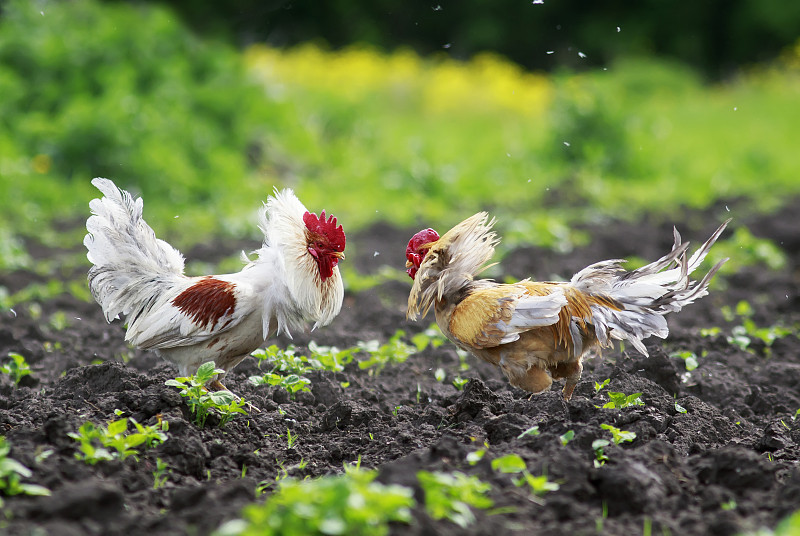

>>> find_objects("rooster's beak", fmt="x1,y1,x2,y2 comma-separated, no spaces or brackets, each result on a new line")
333,251,346,260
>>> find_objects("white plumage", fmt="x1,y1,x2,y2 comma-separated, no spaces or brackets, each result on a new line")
85,178,345,384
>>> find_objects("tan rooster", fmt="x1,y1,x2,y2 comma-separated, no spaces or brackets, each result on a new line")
85,178,345,391
405,214,729,399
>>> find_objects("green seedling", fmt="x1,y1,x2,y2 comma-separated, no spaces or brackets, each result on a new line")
514,471,560,497
417,470,493,529
48,311,70,331
252,343,356,375
357,330,417,374
1,352,31,385
594,378,611,392
466,441,489,465
68,417,167,465
0,436,51,507
600,423,636,445
248,372,311,398
452,377,470,391
284,428,297,450
675,402,688,414
434,367,446,382
153,458,170,489
701,327,722,337
456,349,472,371
491,453,528,474
670,350,700,371
491,454,559,498
716,300,795,354
165,361,247,428
218,465,414,536
411,324,448,351
602,391,644,409
592,439,610,467
596,501,609,533
559,430,575,446
517,425,540,439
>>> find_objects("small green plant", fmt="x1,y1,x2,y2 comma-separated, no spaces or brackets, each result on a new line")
452,377,470,391
592,439,610,467
491,454,559,498
417,470,493,528
411,325,448,351
48,311,70,331
248,372,311,398
517,425,540,439
165,362,248,428
284,429,298,450
0,436,51,507
153,458,170,489
217,465,414,536
252,343,356,375
716,300,795,354
670,350,700,371
491,453,528,473
1,352,31,385
559,430,575,446
602,391,644,409
434,368,446,382
466,441,489,465
600,424,636,445
357,330,417,374
594,378,611,392
68,417,167,465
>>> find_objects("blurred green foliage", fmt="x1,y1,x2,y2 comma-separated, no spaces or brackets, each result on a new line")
1,0,799,266
0,0,273,242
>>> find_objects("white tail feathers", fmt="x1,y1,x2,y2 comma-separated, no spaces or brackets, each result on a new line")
575,219,730,356
84,178,186,323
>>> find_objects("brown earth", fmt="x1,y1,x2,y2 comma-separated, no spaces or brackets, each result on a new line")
1,202,799,535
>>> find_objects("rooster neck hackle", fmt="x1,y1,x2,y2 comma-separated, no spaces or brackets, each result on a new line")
407,212,498,321
256,188,344,334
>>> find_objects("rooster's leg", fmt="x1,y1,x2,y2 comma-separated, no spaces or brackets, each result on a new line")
549,360,583,401
207,379,230,392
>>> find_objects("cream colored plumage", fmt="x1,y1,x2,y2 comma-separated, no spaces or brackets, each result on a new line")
406,213,729,399
85,178,345,388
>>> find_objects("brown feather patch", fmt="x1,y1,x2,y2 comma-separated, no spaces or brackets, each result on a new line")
449,286,518,348
172,277,236,330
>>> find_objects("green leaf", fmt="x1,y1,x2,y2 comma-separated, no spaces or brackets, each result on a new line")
195,361,219,382
517,425,540,439
491,454,527,474
106,418,128,436
164,379,186,387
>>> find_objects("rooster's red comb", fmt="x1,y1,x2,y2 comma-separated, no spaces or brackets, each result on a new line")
405,228,440,279
303,210,346,252
406,228,440,257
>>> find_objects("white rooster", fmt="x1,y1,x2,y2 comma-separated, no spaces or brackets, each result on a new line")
84,178,345,391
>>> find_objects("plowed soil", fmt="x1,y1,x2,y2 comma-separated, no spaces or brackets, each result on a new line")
2,203,799,535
